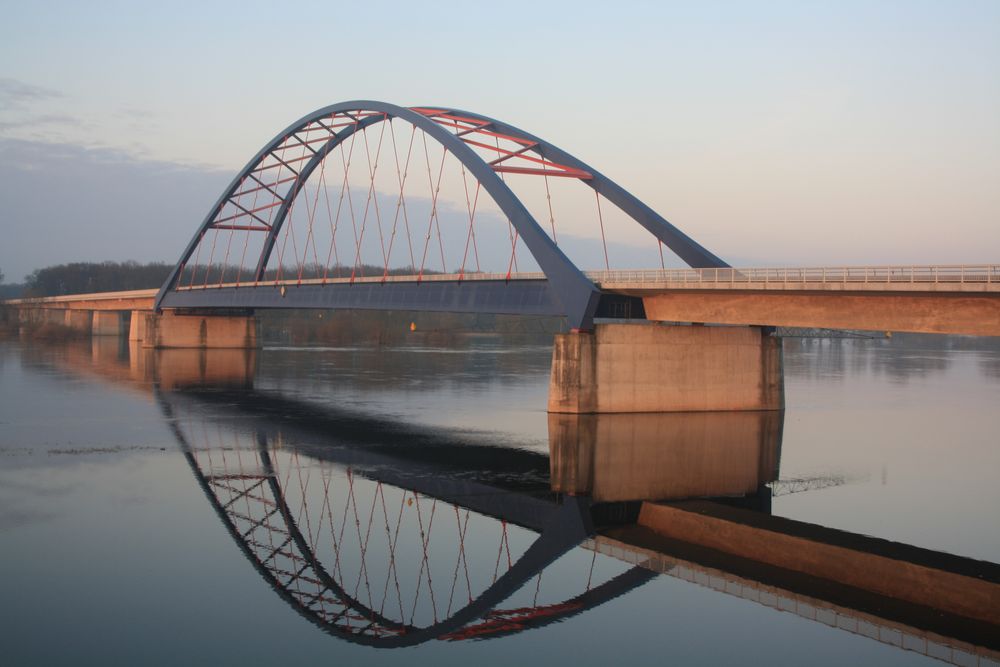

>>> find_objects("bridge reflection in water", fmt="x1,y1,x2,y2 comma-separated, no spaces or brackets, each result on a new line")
46,341,1000,663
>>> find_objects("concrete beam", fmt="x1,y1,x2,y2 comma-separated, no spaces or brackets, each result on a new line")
3,289,156,311
548,323,784,413
642,291,1000,336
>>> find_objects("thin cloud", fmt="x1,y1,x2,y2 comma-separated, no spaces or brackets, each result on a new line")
0,78,63,107
0,113,85,132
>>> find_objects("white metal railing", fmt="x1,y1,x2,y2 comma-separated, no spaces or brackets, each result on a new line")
171,264,998,292
586,264,1000,286
173,271,549,291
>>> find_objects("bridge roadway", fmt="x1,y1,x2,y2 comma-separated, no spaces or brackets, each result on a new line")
7,264,999,336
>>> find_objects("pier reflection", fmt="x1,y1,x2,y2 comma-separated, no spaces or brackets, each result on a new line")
29,342,1000,663
549,411,782,502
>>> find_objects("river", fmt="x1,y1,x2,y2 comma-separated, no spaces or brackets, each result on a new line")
0,332,998,666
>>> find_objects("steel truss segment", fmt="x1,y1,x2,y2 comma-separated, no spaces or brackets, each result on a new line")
209,224,272,232
226,199,274,226
492,165,592,179
488,142,539,166
459,137,586,175
289,134,328,151
238,173,295,199
252,152,308,175
213,199,283,225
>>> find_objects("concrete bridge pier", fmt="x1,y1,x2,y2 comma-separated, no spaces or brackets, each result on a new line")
548,322,784,413
92,310,129,336
62,309,92,334
131,310,258,349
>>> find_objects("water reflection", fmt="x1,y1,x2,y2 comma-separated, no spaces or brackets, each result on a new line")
550,412,782,502
783,334,1000,385
159,391,653,646
14,339,1000,664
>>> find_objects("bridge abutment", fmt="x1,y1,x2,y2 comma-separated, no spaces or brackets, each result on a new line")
132,311,258,349
548,323,784,413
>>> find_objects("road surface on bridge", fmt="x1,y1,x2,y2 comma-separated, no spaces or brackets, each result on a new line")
7,264,997,336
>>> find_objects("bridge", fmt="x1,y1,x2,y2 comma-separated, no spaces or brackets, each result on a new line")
5,100,999,412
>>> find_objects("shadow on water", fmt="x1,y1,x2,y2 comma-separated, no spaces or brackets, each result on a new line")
21,339,1000,662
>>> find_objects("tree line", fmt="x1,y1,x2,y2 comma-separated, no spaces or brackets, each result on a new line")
18,261,175,297
6,260,447,298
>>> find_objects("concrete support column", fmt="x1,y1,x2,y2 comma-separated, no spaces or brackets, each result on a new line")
135,311,258,349
92,310,128,336
548,322,784,413
18,308,38,325
128,310,146,342
63,309,93,334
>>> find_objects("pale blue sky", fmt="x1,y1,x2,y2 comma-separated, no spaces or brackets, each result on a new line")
1,0,998,280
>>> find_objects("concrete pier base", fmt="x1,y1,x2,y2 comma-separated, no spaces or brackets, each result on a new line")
548,323,784,413
133,311,258,349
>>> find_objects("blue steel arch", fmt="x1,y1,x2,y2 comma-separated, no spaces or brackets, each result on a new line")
438,106,729,269
156,101,727,327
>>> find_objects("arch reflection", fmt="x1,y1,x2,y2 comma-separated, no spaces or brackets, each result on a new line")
158,388,654,647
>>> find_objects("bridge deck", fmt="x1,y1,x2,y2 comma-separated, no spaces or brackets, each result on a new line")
5,265,997,335
592,264,999,294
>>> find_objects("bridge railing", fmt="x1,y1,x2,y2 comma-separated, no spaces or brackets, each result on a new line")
165,264,998,292
587,264,1000,286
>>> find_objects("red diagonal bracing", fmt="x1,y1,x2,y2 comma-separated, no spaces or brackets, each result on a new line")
233,174,295,200
209,224,271,232
412,108,593,180
212,199,283,226
459,137,592,179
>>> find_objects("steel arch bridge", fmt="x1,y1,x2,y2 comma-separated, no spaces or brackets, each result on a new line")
155,101,727,329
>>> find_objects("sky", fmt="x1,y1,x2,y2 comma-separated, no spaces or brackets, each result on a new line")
1,0,998,281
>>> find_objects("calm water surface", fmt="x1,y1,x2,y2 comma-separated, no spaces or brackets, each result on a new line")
0,332,998,666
